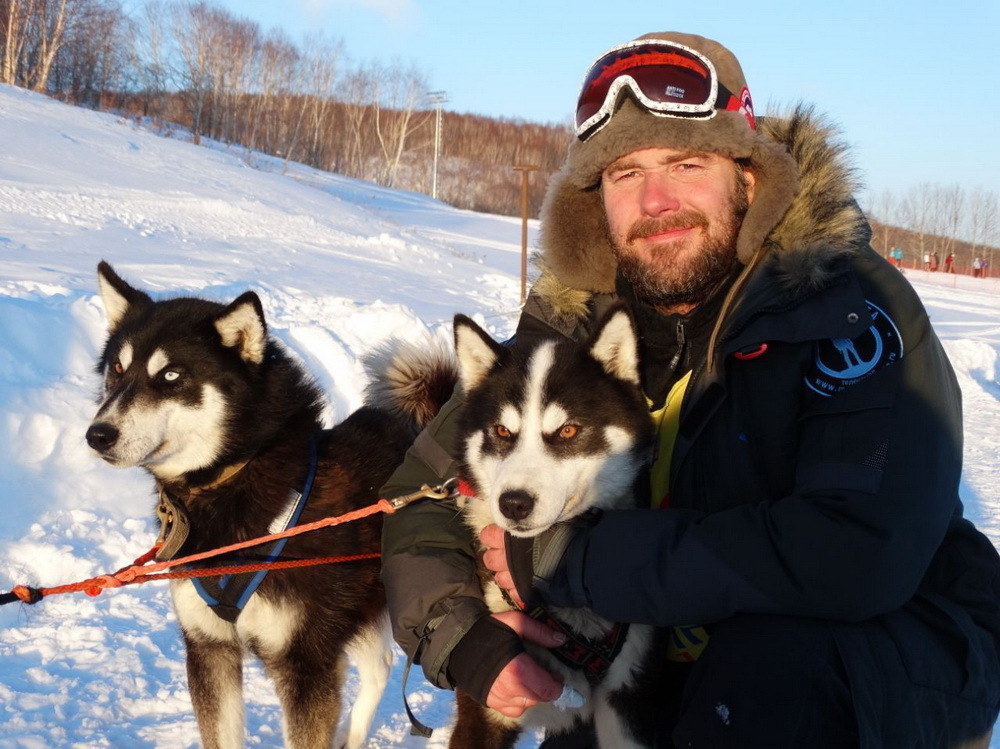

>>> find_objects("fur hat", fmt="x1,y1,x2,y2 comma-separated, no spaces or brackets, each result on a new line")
539,32,801,293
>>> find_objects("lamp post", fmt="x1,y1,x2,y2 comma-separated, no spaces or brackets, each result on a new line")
513,164,539,304
427,91,447,200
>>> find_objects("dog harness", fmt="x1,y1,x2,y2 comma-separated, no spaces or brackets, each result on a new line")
156,437,319,623
525,603,630,685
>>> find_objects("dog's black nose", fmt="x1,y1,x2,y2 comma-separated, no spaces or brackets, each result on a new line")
86,422,119,452
498,489,535,522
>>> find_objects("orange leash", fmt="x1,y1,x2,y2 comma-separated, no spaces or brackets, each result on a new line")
1,481,456,606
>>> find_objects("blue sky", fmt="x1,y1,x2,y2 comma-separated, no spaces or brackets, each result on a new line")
217,0,999,205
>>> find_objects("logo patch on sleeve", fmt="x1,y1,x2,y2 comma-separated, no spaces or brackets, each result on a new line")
805,301,903,397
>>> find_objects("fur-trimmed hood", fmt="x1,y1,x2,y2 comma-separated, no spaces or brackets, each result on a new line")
534,105,871,321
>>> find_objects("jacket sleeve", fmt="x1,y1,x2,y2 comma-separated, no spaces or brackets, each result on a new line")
379,391,495,689
548,289,967,626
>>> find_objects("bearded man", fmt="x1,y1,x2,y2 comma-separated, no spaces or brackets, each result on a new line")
380,31,1000,748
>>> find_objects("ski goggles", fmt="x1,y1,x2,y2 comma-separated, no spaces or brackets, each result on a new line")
575,39,749,142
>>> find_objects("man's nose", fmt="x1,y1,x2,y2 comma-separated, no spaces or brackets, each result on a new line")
640,173,682,215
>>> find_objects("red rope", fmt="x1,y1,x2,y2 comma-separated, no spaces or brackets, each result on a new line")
4,498,399,604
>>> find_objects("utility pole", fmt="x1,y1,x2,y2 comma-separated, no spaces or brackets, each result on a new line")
427,91,447,200
513,165,539,304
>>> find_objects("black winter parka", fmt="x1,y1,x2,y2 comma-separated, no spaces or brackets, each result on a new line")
379,109,1000,715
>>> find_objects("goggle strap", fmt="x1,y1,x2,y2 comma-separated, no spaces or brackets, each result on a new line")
579,81,742,142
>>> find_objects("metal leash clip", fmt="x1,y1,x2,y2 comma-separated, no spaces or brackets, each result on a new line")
387,477,459,510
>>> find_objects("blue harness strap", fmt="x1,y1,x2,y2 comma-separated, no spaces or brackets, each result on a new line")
191,435,319,623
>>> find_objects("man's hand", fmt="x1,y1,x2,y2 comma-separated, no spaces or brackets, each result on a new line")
481,524,522,604
481,516,597,607
485,610,565,717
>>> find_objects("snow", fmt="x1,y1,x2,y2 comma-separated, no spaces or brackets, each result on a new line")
0,82,998,747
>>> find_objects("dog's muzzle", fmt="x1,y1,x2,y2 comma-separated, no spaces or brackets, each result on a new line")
86,421,120,454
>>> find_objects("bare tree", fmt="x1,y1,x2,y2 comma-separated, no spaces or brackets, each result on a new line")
967,187,999,275
131,0,173,118
51,0,133,107
336,65,377,180
937,184,964,266
169,0,217,144
898,183,935,267
298,33,342,170
26,0,71,91
370,59,429,187
865,188,897,258
1,0,36,84
206,11,259,143
248,28,300,158
987,193,1000,277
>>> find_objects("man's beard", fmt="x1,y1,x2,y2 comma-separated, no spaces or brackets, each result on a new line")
609,176,750,310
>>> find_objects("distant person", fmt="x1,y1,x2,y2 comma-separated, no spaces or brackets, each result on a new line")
931,251,940,271
946,252,955,273
380,31,1000,748
973,256,983,278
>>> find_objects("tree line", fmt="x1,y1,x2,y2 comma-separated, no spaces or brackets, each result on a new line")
3,0,999,259
866,185,999,277
1,0,570,217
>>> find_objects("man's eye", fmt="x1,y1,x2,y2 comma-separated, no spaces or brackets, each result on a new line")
604,168,638,185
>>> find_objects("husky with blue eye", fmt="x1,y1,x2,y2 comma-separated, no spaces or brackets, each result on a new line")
86,261,457,749
451,304,667,749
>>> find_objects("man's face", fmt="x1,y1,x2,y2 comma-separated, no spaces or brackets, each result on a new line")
601,147,755,313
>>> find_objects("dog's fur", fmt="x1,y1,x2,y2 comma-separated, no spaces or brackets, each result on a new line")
86,262,455,749
450,305,665,748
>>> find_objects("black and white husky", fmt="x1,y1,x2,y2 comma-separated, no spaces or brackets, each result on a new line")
450,305,665,749
86,262,455,749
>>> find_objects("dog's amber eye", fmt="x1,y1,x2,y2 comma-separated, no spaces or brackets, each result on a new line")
495,425,511,438
113,361,123,374
558,424,579,439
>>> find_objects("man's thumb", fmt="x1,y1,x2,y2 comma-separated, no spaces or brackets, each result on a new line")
498,610,567,648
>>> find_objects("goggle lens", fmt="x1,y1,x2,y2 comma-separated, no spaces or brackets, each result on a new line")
575,41,728,141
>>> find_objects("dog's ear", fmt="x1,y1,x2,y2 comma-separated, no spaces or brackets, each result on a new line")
454,314,502,392
97,261,152,333
215,291,268,364
588,304,640,385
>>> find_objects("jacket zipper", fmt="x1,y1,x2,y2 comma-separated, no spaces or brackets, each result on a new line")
666,318,687,385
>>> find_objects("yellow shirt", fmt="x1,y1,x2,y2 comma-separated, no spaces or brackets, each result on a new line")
648,371,692,510
647,370,710,662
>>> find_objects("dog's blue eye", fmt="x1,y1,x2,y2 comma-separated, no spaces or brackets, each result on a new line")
162,370,181,383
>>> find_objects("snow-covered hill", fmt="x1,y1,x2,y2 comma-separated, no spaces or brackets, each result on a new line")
1,83,998,747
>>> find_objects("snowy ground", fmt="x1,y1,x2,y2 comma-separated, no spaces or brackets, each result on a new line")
0,83,997,747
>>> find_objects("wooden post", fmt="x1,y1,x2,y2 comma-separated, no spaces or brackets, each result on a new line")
513,165,538,304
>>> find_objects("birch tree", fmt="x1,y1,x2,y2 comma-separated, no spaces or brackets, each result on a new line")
1,0,34,84
371,59,429,188
170,1,215,144
27,0,70,91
